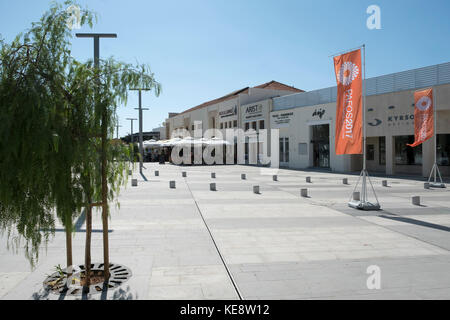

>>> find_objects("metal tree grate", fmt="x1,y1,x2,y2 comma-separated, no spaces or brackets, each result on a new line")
43,263,132,296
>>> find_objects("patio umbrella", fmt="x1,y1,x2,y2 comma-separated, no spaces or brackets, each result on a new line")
208,137,232,146
173,136,204,146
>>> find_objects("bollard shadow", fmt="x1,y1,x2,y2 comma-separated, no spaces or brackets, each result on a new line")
140,172,148,182
32,288,51,300
99,282,135,300
379,214,450,232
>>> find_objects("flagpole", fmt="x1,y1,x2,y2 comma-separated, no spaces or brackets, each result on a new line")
328,45,365,58
428,87,446,187
347,44,381,210
362,44,367,203
434,89,437,182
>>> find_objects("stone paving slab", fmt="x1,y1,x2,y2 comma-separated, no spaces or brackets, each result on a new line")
1,163,449,299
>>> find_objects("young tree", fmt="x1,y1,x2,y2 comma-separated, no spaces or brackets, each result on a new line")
0,0,161,291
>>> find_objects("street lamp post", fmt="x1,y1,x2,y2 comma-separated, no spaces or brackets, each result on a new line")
130,88,150,174
76,33,117,280
126,118,137,163
115,123,122,140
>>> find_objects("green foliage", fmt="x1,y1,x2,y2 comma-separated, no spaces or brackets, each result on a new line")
0,0,161,266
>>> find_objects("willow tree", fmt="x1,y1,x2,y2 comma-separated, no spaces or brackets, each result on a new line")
0,0,161,290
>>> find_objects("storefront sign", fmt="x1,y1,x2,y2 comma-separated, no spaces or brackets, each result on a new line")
219,106,237,119
271,112,294,128
244,104,263,120
312,108,325,119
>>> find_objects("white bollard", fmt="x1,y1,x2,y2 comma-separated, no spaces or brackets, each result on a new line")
382,180,388,187
424,182,430,189
343,178,348,185
131,179,138,187
301,188,308,197
306,177,311,183
182,172,187,178
170,181,176,189
412,196,420,206
353,192,360,201
273,175,278,181
241,174,246,180
155,171,159,177
211,173,216,179
253,186,260,194
210,183,216,191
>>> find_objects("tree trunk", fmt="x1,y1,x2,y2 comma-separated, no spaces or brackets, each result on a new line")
65,219,73,271
84,205,92,292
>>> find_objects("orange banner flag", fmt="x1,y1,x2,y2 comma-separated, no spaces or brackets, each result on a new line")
334,49,363,155
407,88,434,147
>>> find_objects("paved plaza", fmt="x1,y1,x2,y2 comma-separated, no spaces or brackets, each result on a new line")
1,163,450,300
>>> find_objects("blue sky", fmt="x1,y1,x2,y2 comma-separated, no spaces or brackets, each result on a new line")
1,0,449,137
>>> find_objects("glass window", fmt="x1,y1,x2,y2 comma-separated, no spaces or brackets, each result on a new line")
279,138,289,163
259,120,265,130
225,122,228,129
367,144,375,161
233,120,238,127
279,138,284,162
379,136,386,165
252,122,257,130
229,121,232,128
437,134,450,166
245,122,249,131
395,135,422,165
285,138,289,162
220,123,223,129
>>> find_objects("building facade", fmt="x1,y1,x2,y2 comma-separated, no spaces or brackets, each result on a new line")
161,62,450,177
165,81,302,138
272,62,450,177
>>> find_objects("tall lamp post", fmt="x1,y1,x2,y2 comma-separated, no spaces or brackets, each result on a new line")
130,88,150,174
115,122,122,140
126,118,137,163
76,33,117,280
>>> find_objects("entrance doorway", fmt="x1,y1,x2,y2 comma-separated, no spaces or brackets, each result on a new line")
279,137,289,166
311,124,330,168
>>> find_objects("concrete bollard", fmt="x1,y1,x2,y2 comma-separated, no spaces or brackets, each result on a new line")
182,172,187,178
301,188,308,197
170,181,176,189
253,186,260,194
343,178,348,185
131,179,138,187
306,177,311,183
210,183,216,191
273,175,278,181
412,196,420,206
155,171,159,177
382,180,388,187
353,192,360,201
241,174,246,180
211,173,216,179
424,182,430,189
